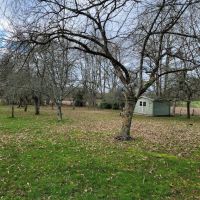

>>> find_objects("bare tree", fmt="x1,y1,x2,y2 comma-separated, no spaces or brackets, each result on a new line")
45,41,77,120
5,0,200,140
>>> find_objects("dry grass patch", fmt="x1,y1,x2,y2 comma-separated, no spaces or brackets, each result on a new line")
48,107,200,158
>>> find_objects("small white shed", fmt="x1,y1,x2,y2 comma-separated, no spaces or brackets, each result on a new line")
134,96,170,116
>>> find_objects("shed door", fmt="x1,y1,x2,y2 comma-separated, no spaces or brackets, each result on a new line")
139,101,147,114
142,101,147,113
153,102,170,116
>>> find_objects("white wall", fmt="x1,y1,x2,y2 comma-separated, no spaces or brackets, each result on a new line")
134,97,153,115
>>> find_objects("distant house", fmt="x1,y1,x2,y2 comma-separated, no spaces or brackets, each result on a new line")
134,96,170,116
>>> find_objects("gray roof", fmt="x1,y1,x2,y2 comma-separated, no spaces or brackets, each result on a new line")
139,96,170,102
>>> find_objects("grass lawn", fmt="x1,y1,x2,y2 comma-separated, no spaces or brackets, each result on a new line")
177,100,200,108
0,106,200,200
191,101,200,108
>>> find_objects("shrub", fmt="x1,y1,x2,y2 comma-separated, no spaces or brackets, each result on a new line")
112,102,119,110
99,102,112,109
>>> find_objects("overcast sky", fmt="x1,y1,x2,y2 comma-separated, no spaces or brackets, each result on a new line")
0,0,12,52
0,0,8,30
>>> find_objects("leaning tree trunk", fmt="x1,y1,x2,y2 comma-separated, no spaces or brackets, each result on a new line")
33,96,40,115
56,101,62,121
187,100,191,119
115,91,136,141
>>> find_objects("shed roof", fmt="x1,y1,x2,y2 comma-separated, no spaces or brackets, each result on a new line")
139,96,154,101
139,96,170,102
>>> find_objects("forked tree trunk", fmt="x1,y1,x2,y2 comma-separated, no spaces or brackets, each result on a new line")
56,102,62,121
187,100,191,119
115,91,136,141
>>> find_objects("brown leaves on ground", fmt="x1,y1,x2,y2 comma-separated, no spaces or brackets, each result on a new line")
52,107,200,158
1,106,200,158
132,119,200,158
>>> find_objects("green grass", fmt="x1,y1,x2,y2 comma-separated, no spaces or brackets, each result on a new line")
0,106,200,199
177,100,200,108
191,101,200,108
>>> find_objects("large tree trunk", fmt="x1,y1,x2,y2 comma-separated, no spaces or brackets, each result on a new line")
33,96,40,115
187,100,191,119
56,101,62,121
115,91,136,141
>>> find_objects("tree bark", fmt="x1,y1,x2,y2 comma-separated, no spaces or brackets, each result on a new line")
56,101,62,121
33,96,40,115
187,100,191,119
72,100,75,110
24,96,28,112
51,102,54,110
24,104,28,112
115,91,136,141
18,98,23,108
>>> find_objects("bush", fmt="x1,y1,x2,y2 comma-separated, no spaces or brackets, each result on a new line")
99,101,124,110
99,102,112,109
74,89,86,107
99,89,125,110
112,102,119,110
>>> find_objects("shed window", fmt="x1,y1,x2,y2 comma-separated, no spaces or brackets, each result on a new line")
139,101,142,106
143,102,146,106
